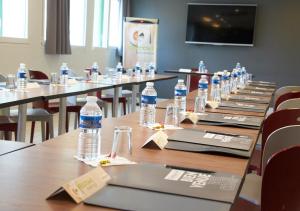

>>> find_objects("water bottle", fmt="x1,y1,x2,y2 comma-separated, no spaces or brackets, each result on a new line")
140,82,157,126
211,73,221,103
235,62,241,70
198,75,208,99
116,62,123,79
134,62,141,78
16,63,27,90
221,70,230,100
198,60,206,73
148,63,156,77
77,96,102,160
197,75,208,112
60,62,69,85
231,69,238,93
241,67,247,88
174,79,187,113
91,62,99,81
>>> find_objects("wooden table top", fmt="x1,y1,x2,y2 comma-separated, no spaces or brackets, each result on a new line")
165,70,214,76
0,108,261,210
0,140,34,156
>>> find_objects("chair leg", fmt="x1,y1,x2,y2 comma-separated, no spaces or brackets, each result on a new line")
4,131,9,140
41,121,46,141
66,112,69,132
30,122,36,143
48,116,54,139
103,103,108,118
46,122,49,140
122,100,126,115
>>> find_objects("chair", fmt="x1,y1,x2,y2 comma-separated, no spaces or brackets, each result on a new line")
274,91,300,110
249,109,300,173
273,86,300,107
236,145,300,211
0,116,18,141
0,74,54,142
277,98,300,111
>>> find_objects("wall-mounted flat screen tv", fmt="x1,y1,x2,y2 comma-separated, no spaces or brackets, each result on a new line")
186,3,257,46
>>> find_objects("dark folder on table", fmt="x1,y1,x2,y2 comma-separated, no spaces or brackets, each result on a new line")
229,95,270,104
84,164,241,211
218,101,267,113
165,129,253,158
195,113,263,129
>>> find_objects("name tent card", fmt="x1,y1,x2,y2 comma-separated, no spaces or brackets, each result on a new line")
181,112,199,124
142,131,168,150
47,167,111,203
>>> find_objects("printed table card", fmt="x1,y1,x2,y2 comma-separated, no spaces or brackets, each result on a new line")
142,131,168,150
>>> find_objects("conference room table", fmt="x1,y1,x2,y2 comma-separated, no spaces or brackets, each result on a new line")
0,74,176,141
0,86,273,210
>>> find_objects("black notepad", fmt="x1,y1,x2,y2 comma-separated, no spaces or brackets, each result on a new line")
165,140,252,158
229,94,270,104
85,185,231,211
193,112,263,129
167,129,253,151
219,101,267,113
237,89,273,97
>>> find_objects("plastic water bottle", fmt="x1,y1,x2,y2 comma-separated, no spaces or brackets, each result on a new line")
148,63,156,77
16,63,27,90
91,62,99,81
235,62,241,70
211,73,221,103
221,70,230,100
60,62,69,85
240,67,247,88
140,82,157,126
198,60,206,73
231,69,238,93
134,62,141,78
116,62,123,79
197,75,208,112
77,96,102,160
174,79,187,112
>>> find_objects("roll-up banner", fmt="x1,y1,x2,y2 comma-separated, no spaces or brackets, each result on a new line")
123,17,159,70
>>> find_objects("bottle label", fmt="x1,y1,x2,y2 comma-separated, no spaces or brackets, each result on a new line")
233,73,238,78
175,89,187,96
198,83,208,89
62,70,68,75
92,68,98,73
117,68,122,72
141,95,156,104
79,115,102,129
18,72,27,79
212,79,220,85
222,76,229,80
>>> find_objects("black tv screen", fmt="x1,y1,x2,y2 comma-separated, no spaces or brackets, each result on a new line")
186,3,257,46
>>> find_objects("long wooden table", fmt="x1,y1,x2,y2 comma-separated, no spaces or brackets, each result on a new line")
0,108,261,210
0,74,176,141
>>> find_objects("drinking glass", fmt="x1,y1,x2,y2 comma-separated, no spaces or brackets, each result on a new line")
110,126,132,158
126,69,133,77
50,72,59,85
6,74,16,90
194,96,206,113
164,104,179,127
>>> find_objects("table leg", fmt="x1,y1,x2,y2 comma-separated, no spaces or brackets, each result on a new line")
17,104,27,142
186,75,191,94
112,87,121,117
58,97,67,135
131,84,139,112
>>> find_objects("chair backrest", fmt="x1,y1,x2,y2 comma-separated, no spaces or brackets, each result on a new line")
277,98,300,111
274,91,300,111
28,70,49,80
261,146,300,211
0,74,6,82
261,109,300,152
274,86,300,106
262,125,300,175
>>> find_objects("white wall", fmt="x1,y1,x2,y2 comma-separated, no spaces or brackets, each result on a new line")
0,0,118,77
